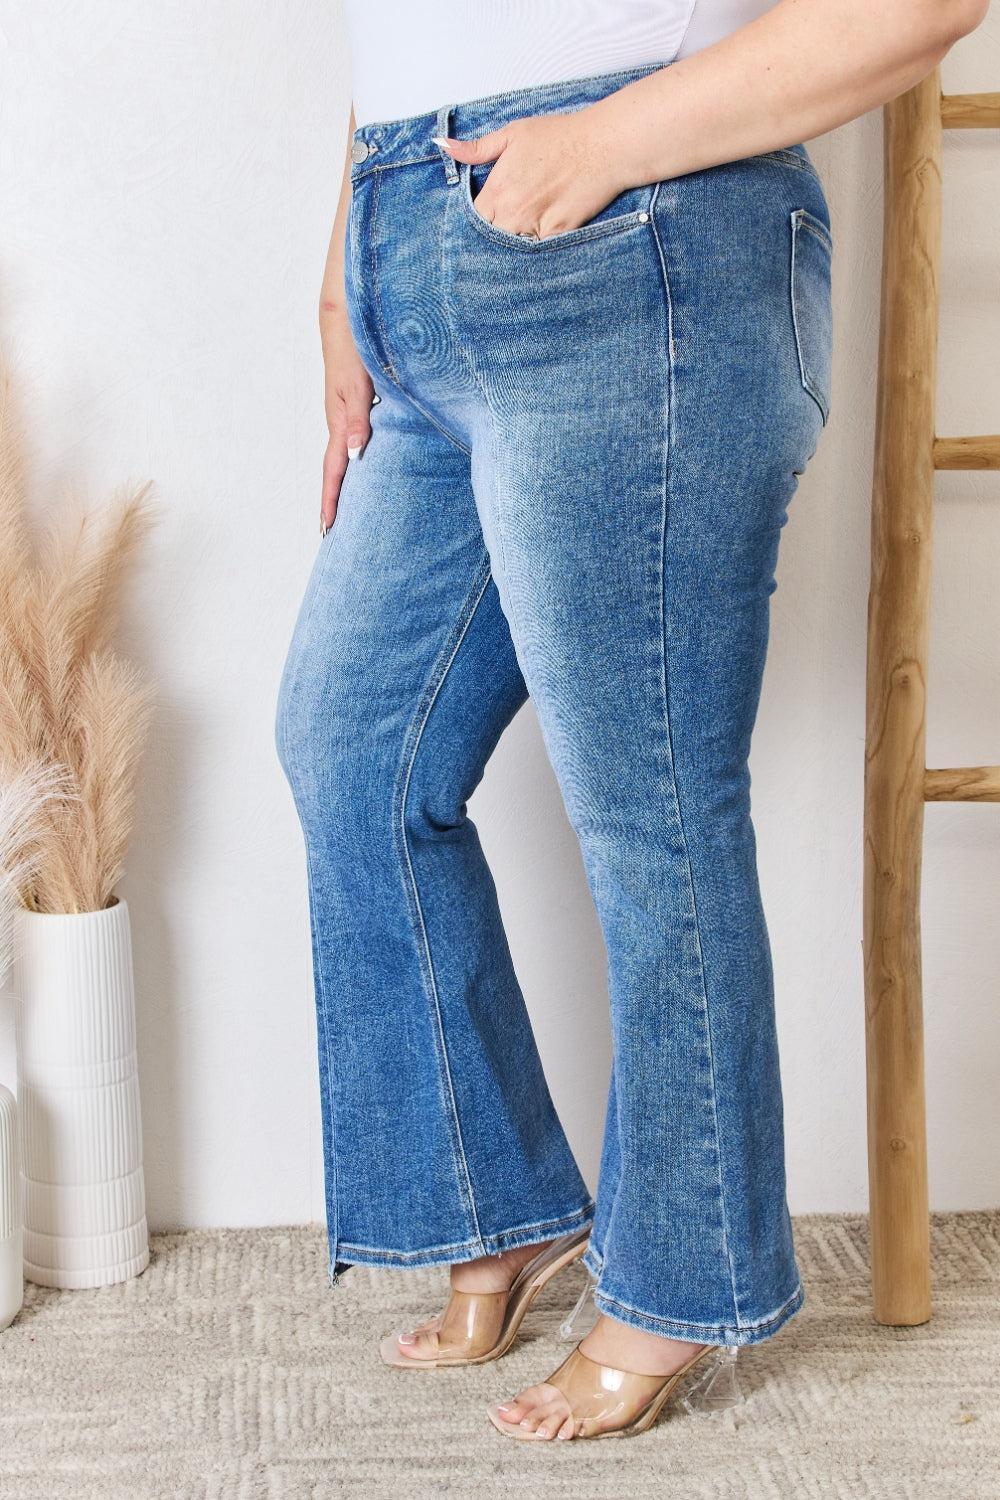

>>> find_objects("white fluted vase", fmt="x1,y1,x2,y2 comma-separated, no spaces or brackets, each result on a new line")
0,1083,22,1327
14,900,149,1289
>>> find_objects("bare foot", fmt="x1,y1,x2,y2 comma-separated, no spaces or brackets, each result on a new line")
395,1237,557,1362
494,1313,711,1439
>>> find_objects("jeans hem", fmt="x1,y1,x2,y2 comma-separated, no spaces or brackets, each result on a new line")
586,1268,806,1348
333,1201,595,1271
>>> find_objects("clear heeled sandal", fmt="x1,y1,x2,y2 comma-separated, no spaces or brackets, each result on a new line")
378,1224,591,1370
487,1266,745,1440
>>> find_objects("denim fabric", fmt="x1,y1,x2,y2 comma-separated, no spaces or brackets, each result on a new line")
276,61,832,1347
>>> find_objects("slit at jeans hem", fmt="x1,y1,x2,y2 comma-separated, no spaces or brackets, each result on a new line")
330,1201,596,1274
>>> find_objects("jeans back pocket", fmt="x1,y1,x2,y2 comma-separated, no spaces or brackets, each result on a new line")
790,208,833,425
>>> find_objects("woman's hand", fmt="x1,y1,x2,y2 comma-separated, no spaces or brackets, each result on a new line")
318,107,374,537
320,301,374,535
436,109,628,242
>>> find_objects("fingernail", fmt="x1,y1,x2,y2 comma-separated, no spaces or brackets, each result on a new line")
320,519,328,538
347,444,363,460
431,135,448,148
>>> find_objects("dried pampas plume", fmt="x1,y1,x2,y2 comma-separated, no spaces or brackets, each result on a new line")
0,764,69,985
0,363,156,913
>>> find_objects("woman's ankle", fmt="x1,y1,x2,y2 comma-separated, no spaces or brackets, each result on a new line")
449,1236,557,1294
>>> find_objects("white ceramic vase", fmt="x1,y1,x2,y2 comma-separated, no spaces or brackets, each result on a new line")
14,899,149,1289
0,1082,23,1327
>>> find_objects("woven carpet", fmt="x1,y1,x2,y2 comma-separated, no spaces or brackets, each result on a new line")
1,1211,998,1499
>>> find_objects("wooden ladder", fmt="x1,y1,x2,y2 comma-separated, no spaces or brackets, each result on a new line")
864,67,1000,1325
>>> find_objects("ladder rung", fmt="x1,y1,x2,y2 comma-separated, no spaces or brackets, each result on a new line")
924,766,1000,802
933,435,1000,470
941,92,1000,128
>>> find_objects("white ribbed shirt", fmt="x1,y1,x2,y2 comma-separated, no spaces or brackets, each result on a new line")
345,1,778,128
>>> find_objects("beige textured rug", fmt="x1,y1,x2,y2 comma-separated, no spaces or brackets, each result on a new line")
1,1211,998,1499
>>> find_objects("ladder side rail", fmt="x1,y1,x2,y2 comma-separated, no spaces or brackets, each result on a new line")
863,70,942,1327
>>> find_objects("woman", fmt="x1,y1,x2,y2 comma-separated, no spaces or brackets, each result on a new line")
276,0,985,1443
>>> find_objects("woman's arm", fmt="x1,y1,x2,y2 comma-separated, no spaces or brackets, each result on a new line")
319,107,375,535
441,0,990,239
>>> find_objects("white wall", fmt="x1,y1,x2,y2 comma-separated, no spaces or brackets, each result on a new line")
0,3,998,1231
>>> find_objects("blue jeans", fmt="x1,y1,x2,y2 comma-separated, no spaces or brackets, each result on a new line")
276,62,832,1347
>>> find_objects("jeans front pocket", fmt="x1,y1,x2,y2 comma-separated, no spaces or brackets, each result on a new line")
789,207,833,425
458,161,652,253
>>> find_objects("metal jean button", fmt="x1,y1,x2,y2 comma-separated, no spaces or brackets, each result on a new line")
352,139,378,164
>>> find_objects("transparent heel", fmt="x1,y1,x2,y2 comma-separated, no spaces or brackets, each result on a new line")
559,1269,598,1342
678,1346,744,1414
557,1268,745,1415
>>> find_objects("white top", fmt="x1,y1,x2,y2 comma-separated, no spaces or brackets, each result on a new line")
345,1,778,128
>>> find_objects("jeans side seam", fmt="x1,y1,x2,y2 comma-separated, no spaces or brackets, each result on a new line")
649,191,744,1332
394,554,495,1256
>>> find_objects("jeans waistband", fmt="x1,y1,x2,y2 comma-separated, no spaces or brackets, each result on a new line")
349,60,675,183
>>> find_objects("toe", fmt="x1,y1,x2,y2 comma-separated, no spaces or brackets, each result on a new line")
396,1313,443,1360
525,1395,571,1439
380,1313,444,1365
398,1326,440,1359
487,1404,526,1438
494,1399,526,1423
555,1412,576,1441
495,1381,550,1426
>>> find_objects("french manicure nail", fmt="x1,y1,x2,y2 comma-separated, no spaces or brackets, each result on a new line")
347,445,363,460
431,135,447,148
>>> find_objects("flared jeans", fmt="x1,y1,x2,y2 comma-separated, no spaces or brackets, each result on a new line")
276,62,833,1347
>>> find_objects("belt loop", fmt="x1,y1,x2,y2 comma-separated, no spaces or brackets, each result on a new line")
435,103,459,185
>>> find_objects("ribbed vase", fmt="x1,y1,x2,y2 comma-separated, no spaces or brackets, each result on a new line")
14,900,149,1289
0,1083,22,1327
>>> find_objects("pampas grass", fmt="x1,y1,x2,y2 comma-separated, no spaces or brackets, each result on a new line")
0,765,67,985
0,364,155,914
